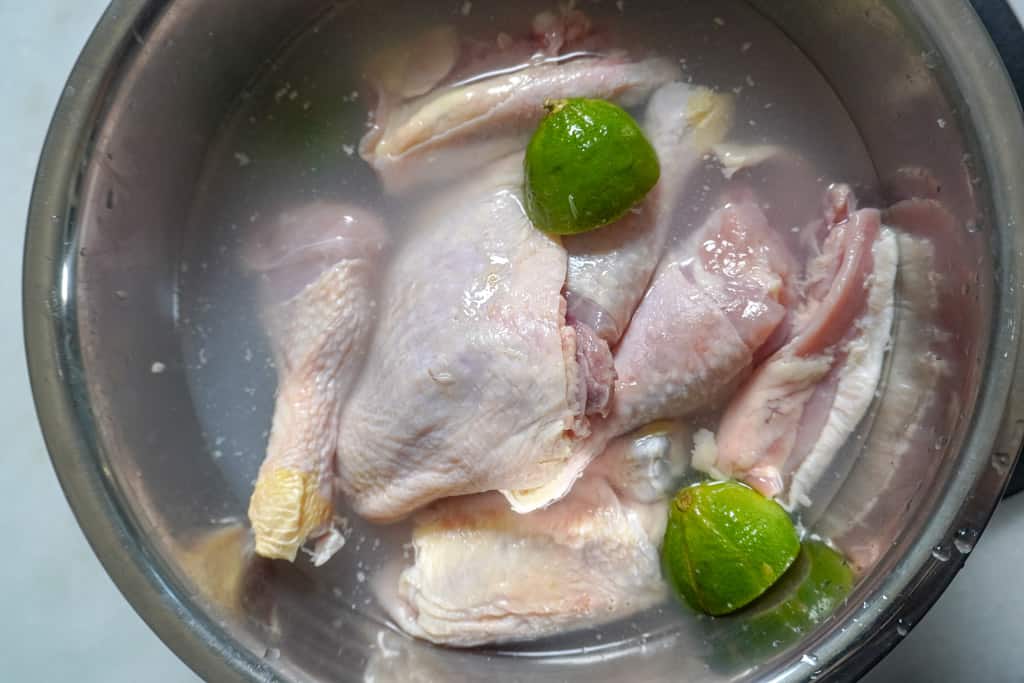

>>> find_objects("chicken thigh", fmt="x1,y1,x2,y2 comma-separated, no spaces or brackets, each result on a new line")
334,155,577,522
609,191,795,432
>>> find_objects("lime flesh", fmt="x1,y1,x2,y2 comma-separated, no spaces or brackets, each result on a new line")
661,481,800,616
524,98,660,235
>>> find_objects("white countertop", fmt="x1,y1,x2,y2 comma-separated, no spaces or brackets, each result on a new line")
3,3,1023,682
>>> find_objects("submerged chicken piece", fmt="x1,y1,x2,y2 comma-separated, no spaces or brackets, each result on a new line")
377,423,689,646
360,13,680,194
512,194,795,513
711,143,827,240
365,8,602,103
610,192,795,431
713,188,898,510
819,200,958,572
245,202,389,562
335,155,580,522
565,83,734,345
565,83,734,419
363,25,460,102
344,71,727,520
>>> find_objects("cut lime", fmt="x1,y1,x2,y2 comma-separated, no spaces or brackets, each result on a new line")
662,481,800,616
524,98,660,235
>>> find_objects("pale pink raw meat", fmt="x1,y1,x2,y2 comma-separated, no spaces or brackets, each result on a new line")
334,156,576,523
714,188,898,509
514,194,795,512
820,199,964,572
565,83,735,345
365,55,679,195
609,192,795,432
244,202,389,563
375,423,688,646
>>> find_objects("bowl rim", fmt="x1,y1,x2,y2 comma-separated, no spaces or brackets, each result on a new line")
22,1,1024,681
23,1,272,680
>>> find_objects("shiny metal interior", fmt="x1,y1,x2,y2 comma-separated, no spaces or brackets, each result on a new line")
24,0,1024,681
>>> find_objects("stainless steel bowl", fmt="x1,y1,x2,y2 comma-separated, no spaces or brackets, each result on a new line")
24,1,1024,680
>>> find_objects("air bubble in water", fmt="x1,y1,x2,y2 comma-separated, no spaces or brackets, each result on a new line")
931,545,951,562
993,451,1012,474
800,653,819,667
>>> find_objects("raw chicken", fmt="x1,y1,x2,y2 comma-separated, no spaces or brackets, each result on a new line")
333,155,575,523
609,191,796,433
245,203,389,563
504,190,794,514
340,77,726,522
376,423,689,646
565,84,735,346
361,13,681,195
819,200,960,572
712,188,898,510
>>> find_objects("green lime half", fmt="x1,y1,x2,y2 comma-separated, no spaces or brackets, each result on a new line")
662,481,800,616
524,98,660,235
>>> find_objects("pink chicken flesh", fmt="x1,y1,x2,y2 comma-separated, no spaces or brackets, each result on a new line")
712,188,898,510
244,203,389,563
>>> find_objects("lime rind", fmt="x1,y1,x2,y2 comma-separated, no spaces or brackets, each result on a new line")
662,481,801,616
524,97,660,235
